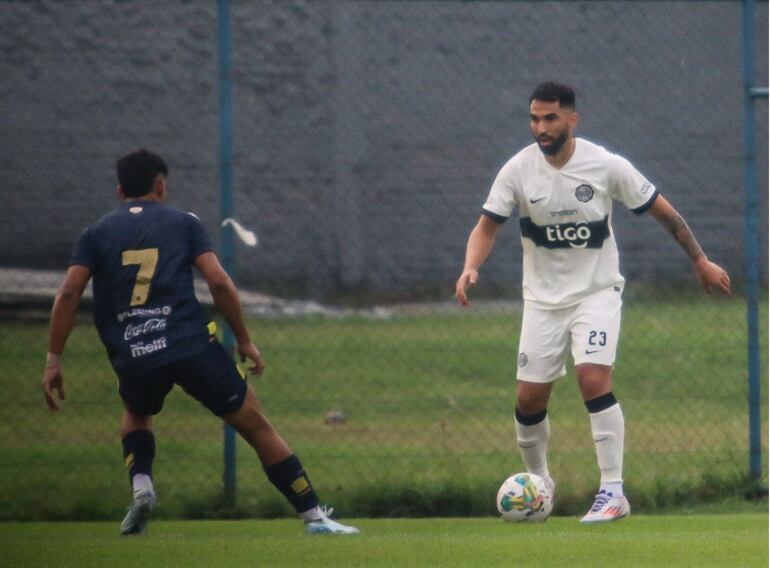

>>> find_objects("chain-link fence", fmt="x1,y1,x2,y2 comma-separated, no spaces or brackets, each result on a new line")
0,0,767,520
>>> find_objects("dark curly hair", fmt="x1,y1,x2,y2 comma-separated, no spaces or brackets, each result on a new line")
530,82,576,109
116,149,168,197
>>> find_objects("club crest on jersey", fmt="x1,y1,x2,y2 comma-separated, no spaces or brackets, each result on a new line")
575,184,594,203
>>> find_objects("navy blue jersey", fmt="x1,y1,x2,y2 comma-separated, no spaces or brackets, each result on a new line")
70,200,215,375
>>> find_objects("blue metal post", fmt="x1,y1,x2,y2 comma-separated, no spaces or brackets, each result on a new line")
741,0,765,483
217,0,237,505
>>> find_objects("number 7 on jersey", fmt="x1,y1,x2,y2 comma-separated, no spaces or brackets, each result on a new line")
122,248,159,306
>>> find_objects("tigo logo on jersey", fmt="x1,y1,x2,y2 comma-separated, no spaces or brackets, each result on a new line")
546,223,593,248
520,216,610,249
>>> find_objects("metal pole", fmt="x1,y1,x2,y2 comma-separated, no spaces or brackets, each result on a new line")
740,0,763,484
217,0,237,506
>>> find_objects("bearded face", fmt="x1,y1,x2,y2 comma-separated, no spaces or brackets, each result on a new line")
529,100,577,160
535,130,570,156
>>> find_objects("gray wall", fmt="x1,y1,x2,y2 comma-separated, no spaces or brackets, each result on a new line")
1,1,767,300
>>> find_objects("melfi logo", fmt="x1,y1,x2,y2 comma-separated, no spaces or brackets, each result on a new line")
130,337,168,359
546,222,592,248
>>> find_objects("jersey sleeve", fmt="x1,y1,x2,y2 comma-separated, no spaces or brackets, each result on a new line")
185,212,215,259
69,226,96,270
608,153,658,215
481,159,520,223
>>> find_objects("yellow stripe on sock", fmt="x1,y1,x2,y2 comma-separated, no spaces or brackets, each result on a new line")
291,476,310,495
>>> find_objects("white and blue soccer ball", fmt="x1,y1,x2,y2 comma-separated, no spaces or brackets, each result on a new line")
496,472,553,522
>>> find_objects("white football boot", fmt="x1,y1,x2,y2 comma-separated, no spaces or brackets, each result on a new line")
305,506,360,535
579,490,630,524
120,489,156,535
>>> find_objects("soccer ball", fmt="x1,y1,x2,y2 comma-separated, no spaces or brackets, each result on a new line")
496,472,553,522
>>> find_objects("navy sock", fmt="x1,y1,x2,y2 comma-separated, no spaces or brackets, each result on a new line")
264,454,319,514
584,392,618,414
515,407,548,426
122,430,155,484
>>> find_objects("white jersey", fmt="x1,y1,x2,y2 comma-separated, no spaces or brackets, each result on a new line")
482,138,658,308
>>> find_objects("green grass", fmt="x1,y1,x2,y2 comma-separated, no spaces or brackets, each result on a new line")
0,295,767,520
1,515,767,568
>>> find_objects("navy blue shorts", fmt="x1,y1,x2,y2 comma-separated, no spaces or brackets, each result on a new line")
118,338,248,417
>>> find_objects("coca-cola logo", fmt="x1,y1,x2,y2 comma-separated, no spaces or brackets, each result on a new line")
123,318,168,341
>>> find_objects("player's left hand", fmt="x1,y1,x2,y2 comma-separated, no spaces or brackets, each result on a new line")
455,268,480,307
238,342,266,377
694,257,731,296
42,365,66,411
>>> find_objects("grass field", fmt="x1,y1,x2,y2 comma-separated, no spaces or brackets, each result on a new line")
1,515,767,568
0,294,767,521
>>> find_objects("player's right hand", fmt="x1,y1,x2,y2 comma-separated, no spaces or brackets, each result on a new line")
238,342,266,377
42,366,65,411
694,257,731,296
455,269,479,307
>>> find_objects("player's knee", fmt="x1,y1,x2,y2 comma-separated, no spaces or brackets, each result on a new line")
576,367,613,401
516,386,550,415
120,410,152,436
516,399,546,417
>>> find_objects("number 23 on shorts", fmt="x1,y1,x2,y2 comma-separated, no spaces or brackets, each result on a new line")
588,330,607,346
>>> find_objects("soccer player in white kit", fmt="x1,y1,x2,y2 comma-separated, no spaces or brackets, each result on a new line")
455,82,731,523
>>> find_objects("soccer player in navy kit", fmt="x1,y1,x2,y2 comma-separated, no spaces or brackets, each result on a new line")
41,149,358,535
456,83,731,523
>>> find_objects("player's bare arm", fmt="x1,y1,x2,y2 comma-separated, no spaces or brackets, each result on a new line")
648,195,731,295
456,214,502,307
42,264,91,410
194,251,265,375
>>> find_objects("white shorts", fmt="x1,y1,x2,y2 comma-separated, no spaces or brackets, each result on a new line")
516,287,622,383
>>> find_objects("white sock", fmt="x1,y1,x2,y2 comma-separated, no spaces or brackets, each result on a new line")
299,506,324,522
515,414,551,480
589,403,624,494
600,481,624,497
132,473,155,497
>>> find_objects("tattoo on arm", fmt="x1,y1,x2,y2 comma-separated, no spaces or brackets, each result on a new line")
658,210,705,261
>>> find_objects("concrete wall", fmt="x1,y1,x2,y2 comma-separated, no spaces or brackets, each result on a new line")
1,1,766,300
